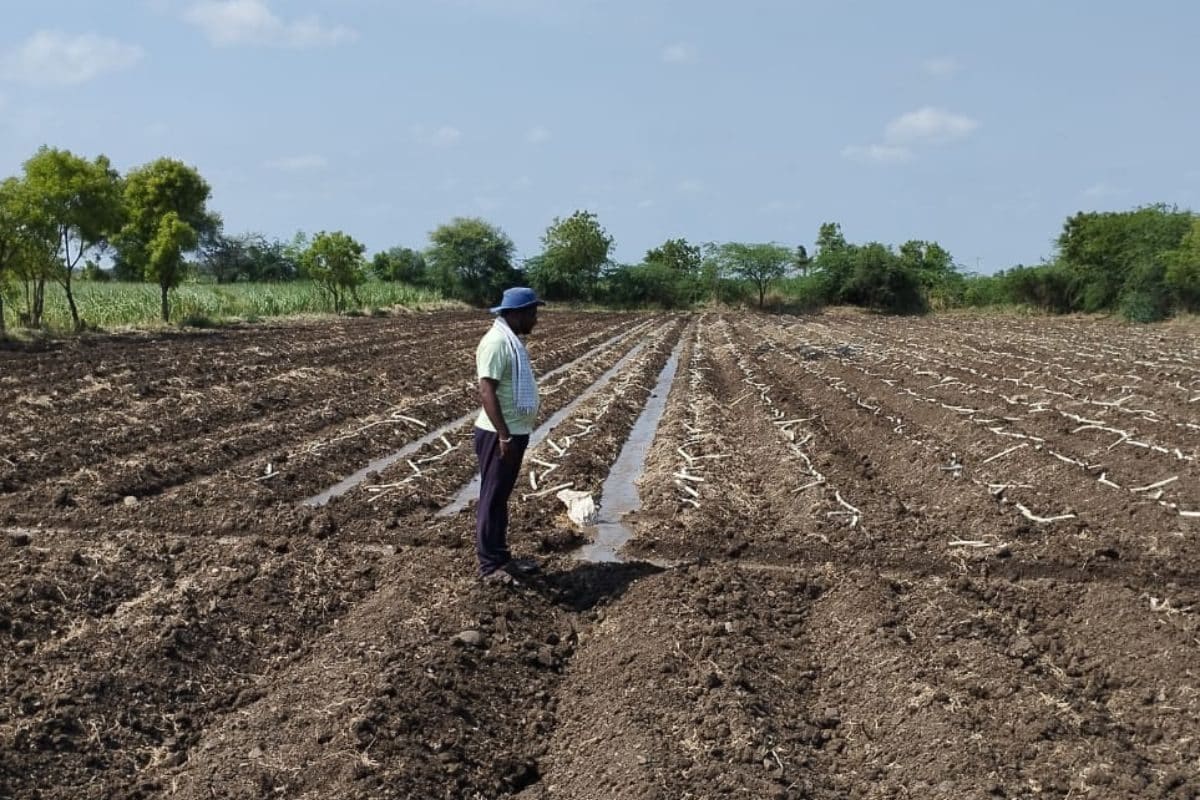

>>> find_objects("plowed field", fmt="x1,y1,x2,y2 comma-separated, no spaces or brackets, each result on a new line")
3,309,1198,799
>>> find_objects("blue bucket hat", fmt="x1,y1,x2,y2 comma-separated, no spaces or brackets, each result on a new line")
489,286,546,314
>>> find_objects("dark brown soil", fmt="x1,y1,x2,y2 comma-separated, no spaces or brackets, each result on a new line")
3,309,1198,799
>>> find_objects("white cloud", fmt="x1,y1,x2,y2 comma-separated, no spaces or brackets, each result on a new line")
1,31,143,86
265,154,328,171
678,179,704,194
662,42,698,64
841,144,912,163
885,106,979,144
844,106,978,164
512,175,533,190
921,56,960,78
184,0,357,47
526,125,551,144
637,199,654,209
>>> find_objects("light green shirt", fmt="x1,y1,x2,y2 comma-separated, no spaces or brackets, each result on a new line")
474,325,539,435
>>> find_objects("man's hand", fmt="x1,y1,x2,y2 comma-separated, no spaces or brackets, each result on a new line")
479,377,514,460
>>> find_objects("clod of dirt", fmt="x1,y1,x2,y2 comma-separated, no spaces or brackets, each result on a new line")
454,630,486,648
52,488,74,508
817,708,842,729
7,532,31,547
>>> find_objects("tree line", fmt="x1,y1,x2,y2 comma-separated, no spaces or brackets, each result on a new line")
958,205,1200,321
3,145,1198,333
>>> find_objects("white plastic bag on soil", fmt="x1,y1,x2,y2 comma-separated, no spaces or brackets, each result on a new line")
556,489,596,527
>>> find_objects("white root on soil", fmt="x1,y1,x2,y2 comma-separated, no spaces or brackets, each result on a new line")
728,390,753,407
1014,503,1076,524
981,443,1028,465
833,491,862,527
1047,450,1087,468
989,483,1033,496
522,481,573,501
1130,476,1179,493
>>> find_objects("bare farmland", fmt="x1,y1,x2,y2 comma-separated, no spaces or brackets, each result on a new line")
2,310,1198,799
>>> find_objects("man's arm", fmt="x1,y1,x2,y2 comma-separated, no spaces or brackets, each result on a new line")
479,377,514,460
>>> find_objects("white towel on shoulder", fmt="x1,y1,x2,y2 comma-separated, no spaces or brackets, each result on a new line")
494,318,538,415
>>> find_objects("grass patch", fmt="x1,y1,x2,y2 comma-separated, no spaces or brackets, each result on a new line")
0,280,448,333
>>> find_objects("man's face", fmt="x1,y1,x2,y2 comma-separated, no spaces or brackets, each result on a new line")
513,306,538,335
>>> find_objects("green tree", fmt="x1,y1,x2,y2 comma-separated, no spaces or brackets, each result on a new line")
601,262,697,308
815,222,848,255
793,245,812,277
425,217,517,306
0,177,32,333
842,242,926,313
197,231,299,283
812,222,857,303
1165,219,1200,311
1057,205,1193,312
116,158,215,282
146,211,199,322
302,231,366,312
699,241,727,304
715,242,793,308
645,237,702,275
197,228,251,283
1001,264,1075,313
898,240,963,308
0,177,58,329
529,210,613,301
372,246,427,283
22,147,124,330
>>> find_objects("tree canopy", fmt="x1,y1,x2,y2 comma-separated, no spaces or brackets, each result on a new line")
425,217,518,306
645,238,702,275
116,158,215,281
22,147,124,330
713,242,793,308
529,210,613,301
302,231,366,312
372,246,427,284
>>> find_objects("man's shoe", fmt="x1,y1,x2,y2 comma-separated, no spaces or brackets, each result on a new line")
508,558,541,575
481,568,519,586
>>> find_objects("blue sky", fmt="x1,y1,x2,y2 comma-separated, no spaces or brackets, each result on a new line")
2,1,1197,273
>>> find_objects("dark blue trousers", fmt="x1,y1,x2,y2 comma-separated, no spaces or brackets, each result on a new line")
474,427,530,576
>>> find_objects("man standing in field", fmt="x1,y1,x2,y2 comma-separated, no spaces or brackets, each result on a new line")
474,287,546,584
